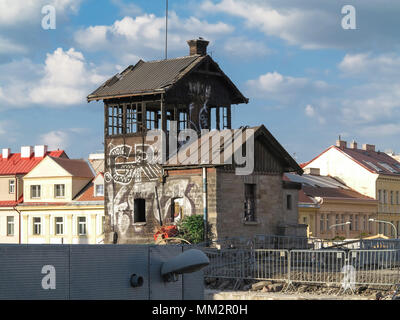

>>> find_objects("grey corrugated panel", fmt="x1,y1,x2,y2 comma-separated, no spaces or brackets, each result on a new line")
182,246,205,300
89,56,202,99
69,244,149,300
149,245,183,300
0,244,69,300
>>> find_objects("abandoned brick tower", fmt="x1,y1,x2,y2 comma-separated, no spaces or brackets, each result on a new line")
87,38,305,244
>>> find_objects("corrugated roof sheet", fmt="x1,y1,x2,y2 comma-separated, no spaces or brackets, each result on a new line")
165,125,302,173
285,173,375,201
0,150,66,175
88,55,204,100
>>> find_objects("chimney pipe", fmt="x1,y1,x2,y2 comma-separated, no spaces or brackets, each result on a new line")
350,140,357,149
187,38,209,56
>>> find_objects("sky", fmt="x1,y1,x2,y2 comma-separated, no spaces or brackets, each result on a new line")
1,0,400,163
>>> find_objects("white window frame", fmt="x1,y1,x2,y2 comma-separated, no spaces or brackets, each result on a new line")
95,184,104,197
7,216,14,236
54,184,65,198
31,185,41,199
78,217,87,236
55,217,64,235
33,217,41,235
9,180,15,194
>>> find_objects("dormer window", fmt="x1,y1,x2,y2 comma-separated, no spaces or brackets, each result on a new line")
95,184,104,197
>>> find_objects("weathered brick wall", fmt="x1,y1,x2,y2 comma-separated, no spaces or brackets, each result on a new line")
215,171,285,239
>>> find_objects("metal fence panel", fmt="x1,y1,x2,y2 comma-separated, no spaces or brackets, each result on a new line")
202,248,248,279
348,250,400,286
289,250,346,286
0,245,69,300
252,250,289,282
70,245,149,300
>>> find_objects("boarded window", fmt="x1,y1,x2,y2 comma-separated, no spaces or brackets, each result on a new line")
134,199,146,223
286,194,292,210
244,184,256,222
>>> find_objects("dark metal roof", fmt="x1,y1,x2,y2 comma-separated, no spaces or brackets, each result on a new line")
87,55,204,101
164,125,303,174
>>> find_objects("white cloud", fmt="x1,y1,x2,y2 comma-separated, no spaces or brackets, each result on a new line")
111,0,142,16
339,53,400,78
200,0,400,50
305,104,315,117
0,36,27,54
39,130,70,150
0,0,81,26
223,36,271,57
358,123,400,138
304,104,325,124
74,12,234,60
246,71,329,103
0,48,106,108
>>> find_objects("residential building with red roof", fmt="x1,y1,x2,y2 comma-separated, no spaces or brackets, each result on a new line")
18,156,104,244
302,139,400,238
0,145,67,243
286,170,378,239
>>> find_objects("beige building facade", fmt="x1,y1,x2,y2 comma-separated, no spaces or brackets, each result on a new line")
303,140,400,238
19,156,104,244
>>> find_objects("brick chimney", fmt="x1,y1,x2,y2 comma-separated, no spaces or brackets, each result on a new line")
362,144,375,152
350,140,358,149
336,139,347,149
187,38,209,56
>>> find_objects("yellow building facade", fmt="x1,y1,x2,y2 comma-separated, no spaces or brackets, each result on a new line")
304,140,400,238
18,156,105,244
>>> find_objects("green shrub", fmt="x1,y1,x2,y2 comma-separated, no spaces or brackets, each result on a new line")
177,215,213,244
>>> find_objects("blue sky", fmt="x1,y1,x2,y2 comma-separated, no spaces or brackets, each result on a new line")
1,0,400,163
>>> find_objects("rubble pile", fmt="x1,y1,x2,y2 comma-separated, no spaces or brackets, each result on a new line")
204,277,399,300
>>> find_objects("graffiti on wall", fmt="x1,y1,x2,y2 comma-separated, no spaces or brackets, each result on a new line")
188,81,211,133
104,143,161,185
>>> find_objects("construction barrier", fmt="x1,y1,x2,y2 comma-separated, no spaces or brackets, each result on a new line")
203,248,400,288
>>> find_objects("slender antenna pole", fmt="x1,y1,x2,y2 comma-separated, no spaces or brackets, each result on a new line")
165,0,168,60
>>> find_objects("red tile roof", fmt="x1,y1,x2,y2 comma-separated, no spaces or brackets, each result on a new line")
0,195,23,207
74,173,104,202
0,150,67,175
75,183,104,202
